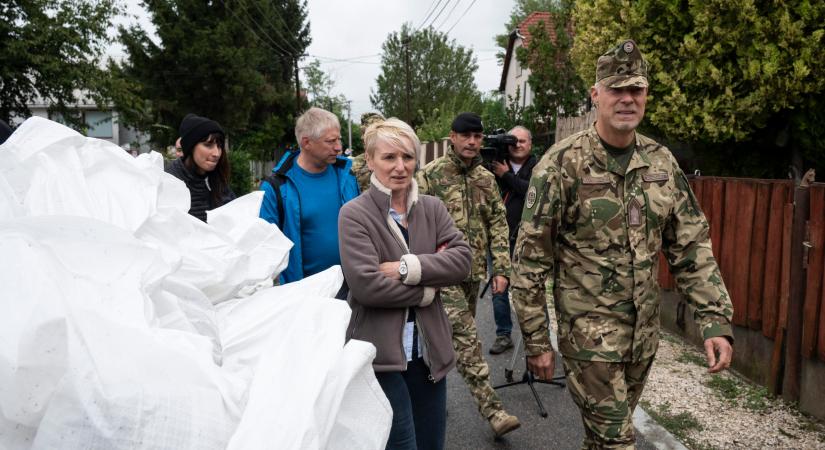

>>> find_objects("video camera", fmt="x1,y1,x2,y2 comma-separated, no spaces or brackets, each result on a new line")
480,129,517,169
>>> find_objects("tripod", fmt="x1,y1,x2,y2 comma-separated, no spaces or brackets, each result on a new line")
493,331,565,418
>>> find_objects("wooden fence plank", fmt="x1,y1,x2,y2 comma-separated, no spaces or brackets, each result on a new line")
770,201,795,395
748,183,771,331
710,179,733,268
731,182,756,326
803,186,825,358
701,178,714,227
762,184,788,338
720,181,739,315
780,203,794,329
692,178,704,213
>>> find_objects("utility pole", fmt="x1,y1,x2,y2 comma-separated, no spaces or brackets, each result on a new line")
347,101,353,151
294,56,301,113
294,53,307,113
403,35,412,125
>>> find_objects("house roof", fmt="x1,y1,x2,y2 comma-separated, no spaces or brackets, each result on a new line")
499,12,558,92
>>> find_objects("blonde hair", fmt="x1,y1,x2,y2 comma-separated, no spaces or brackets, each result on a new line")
363,117,420,160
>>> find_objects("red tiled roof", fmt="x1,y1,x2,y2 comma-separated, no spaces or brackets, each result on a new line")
519,12,558,48
499,12,560,92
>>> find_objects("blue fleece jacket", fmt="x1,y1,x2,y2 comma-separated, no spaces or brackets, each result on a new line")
259,151,359,283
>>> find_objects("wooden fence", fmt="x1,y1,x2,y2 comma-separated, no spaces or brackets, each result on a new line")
658,177,825,400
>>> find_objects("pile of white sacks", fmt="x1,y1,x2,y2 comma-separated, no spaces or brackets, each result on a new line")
0,117,391,449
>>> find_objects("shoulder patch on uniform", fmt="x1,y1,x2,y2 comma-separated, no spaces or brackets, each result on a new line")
582,175,611,185
643,172,669,182
526,185,537,209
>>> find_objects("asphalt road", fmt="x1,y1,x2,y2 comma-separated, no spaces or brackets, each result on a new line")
444,286,657,450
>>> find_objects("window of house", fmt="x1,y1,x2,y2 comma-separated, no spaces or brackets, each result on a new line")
85,111,113,138
48,110,113,138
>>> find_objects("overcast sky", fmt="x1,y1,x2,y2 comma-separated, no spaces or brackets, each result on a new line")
115,0,516,120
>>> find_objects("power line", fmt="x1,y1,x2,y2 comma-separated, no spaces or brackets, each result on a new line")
217,0,293,58
423,0,453,30
416,0,443,31
239,0,301,56
445,0,477,35
231,0,296,56
435,0,462,31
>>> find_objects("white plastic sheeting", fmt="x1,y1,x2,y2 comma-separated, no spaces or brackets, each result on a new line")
0,117,391,450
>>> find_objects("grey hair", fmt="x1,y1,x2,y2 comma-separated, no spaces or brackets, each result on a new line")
295,107,340,143
508,125,532,140
364,117,421,160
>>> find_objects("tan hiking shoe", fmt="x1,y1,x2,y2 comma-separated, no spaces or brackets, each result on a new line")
489,335,513,354
488,410,520,437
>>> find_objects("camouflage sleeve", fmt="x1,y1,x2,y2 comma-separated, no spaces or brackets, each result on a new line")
488,184,511,278
510,153,560,355
662,167,734,342
415,169,430,195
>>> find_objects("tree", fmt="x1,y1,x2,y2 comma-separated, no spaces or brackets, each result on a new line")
0,0,122,124
494,0,559,63
114,0,310,149
303,58,348,116
515,5,587,134
571,0,825,177
371,24,480,128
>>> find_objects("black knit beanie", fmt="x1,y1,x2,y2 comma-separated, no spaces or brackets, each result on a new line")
179,113,224,156
0,119,12,145
451,112,484,133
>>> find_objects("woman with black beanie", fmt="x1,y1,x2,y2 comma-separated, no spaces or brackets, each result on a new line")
166,113,235,222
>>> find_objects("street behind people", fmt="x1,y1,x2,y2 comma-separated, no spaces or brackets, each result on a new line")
487,125,538,355
417,112,521,438
338,118,472,450
165,113,235,222
259,107,359,284
511,39,734,449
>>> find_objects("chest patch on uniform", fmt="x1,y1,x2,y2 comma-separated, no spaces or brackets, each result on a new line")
582,175,611,185
642,172,669,182
628,198,642,226
526,185,537,209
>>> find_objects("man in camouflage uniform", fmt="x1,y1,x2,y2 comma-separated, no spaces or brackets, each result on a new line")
510,40,734,449
350,112,385,192
417,112,521,438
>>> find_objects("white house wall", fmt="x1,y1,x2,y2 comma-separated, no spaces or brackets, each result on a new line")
503,36,534,108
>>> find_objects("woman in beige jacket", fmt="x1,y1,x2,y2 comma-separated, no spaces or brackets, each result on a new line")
338,118,471,450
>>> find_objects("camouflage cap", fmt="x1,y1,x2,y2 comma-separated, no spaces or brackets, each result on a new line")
596,39,649,88
360,111,385,127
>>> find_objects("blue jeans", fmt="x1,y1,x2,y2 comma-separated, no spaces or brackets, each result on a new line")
375,358,447,450
492,289,513,337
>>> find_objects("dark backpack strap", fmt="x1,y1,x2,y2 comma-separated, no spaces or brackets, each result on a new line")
263,173,285,227
263,151,300,227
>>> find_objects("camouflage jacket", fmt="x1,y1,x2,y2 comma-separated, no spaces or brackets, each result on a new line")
417,149,511,282
350,153,372,193
511,125,733,362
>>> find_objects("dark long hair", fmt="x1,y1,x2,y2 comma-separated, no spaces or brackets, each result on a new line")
185,132,231,207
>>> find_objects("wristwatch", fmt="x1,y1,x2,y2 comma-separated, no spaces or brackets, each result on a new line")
398,260,408,281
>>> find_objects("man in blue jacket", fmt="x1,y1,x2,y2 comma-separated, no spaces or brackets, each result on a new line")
259,107,359,284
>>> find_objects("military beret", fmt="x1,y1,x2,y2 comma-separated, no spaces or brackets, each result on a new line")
360,111,385,128
596,39,649,88
451,112,484,133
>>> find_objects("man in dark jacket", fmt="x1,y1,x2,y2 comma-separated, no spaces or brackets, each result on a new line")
488,125,537,354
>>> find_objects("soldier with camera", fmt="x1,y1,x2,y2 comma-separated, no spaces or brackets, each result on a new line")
417,112,521,438
487,126,537,355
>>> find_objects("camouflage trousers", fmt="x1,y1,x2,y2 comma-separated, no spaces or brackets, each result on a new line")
440,280,503,419
562,356,655,450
